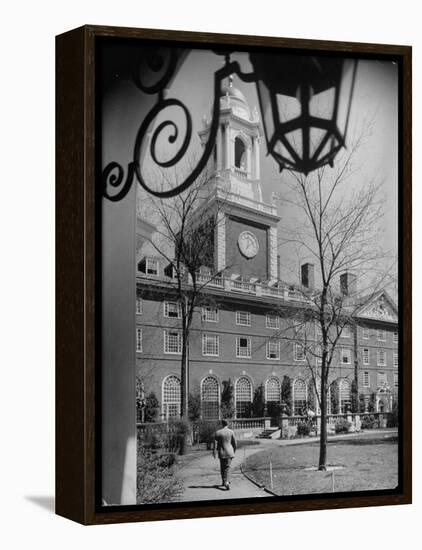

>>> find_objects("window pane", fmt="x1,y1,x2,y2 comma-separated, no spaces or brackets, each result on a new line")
236,337,251,357
201,377,219,419
163,375,181,418
266,314,279,329
203,306,218,322
266,377,281,402
267,341,280,359
236,311,251,326
136,328,142,352
165,301,181,318
202,334,219,356
165,330,182,354
293,379,307,415
236,377,252,417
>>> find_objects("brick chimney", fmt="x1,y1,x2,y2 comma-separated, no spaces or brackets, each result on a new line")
340,272,357,296
301,263,315,289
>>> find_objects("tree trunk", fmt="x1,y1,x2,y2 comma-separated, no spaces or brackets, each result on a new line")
180,342,188,418
318,363,328,470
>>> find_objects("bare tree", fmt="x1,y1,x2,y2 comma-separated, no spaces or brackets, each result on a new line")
138,164,231,426
275,129,395,470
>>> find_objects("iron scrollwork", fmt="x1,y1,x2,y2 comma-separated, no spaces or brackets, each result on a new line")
102,48,248,201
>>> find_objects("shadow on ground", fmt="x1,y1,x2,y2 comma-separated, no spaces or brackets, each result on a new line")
188,484,227,490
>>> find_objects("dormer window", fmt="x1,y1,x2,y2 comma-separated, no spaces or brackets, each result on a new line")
146,258,159,276
137,256,159,276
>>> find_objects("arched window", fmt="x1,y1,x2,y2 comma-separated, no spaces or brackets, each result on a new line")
234,137,246,170
308,378,332,415
339,378,351,413
265,377,281,402
293,379,307,415
235,377,252,418
162,375,181,419
201,376,220,419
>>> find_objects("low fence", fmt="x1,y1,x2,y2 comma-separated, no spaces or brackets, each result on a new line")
280,412,393,439
137,412,394,447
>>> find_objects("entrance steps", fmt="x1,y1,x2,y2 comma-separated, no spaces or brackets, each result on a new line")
256,428,280,439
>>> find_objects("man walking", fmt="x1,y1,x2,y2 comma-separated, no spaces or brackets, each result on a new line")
212,420,237,490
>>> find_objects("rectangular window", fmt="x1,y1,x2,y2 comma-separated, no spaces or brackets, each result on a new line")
164,330,182,354
377,350,386,366
341,325,351,338
266,341,280,360
146,258,159,275
378,371,387,386
362,327,370,339
363,371,370,387
136,328,142,352
136,296,143,315
340,347,352,364
393,331,398,344
377,329,386,341
294,343,305,361
164,301,182,318
363,348,370,365
202,334,219,356
266,314,279,329
236,337,251,358
393,351,398,368
394,373,399,388
236,310,251,326
202,306,219,323
316,345,322,364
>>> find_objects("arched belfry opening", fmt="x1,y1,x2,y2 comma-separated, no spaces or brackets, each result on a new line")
234,136,247,171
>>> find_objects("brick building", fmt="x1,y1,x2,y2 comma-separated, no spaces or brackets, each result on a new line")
135,81,398,421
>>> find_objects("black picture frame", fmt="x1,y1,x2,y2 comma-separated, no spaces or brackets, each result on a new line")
56,25,412,525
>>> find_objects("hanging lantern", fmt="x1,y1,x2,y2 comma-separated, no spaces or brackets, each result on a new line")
249,53,358,175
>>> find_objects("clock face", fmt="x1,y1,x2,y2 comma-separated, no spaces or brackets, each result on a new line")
238,231,259,258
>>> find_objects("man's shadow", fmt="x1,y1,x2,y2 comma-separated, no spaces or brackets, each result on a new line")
188,484,227,491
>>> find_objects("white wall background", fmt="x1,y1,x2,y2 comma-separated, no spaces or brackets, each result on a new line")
0,0,419,546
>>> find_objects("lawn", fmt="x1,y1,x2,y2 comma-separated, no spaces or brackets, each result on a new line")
244,432,398,495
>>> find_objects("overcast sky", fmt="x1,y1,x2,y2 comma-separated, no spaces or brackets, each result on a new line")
104,46,398,293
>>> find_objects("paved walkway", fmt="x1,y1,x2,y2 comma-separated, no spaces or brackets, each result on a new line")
176,429,397,502
177,441,275,502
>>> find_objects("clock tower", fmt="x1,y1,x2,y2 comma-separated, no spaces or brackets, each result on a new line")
198,77,280,282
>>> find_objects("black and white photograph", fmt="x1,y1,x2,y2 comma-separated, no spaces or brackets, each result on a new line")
4,0,420,545
99,39,402,509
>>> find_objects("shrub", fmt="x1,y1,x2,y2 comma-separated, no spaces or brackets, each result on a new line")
137,447,183,504
330,382,340,414
297,420,311,437
281,376,292,414
197,420,220,449
144,392,159,422
252,384,266,417
334,418,352,433
188,392,201,421
351,380,359,413
267,401,281,420
388,401,399,427
167,417,191,454
221,379,235,419
361,414,376,430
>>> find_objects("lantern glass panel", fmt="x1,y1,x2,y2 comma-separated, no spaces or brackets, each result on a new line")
285,129,303,158
273,141,295,165
309,87,335,119
276,93,301,123
310,127,327,157
336,59,357,137
255,79,274,147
